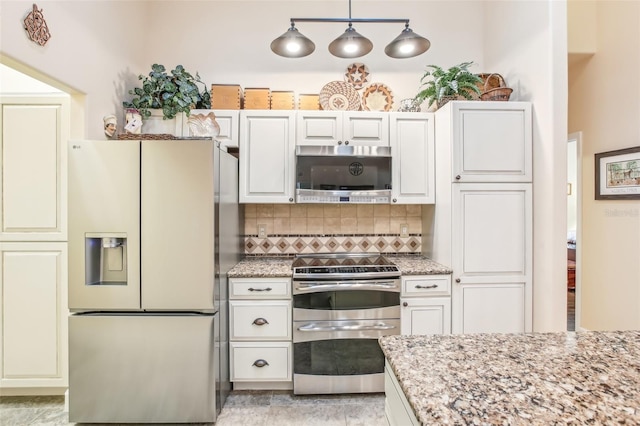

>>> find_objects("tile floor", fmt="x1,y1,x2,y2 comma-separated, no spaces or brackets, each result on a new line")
0,391,386,426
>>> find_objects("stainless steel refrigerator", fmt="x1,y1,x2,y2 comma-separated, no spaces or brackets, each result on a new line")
67,139,240,423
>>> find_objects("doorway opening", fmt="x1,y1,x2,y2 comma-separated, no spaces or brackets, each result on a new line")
567,132,582,331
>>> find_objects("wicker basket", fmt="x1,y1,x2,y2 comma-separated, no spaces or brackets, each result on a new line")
479,74,512,102
118,133,178,140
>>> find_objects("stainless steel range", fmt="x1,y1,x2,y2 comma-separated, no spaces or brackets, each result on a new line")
291,253,401,395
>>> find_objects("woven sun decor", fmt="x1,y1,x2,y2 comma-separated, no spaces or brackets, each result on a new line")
479,73,513,102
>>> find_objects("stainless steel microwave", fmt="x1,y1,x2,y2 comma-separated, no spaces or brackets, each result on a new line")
295,145,392,203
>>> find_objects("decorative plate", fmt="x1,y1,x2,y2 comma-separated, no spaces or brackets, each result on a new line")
344,63,370,90
319,81,361,111
362,83,394,111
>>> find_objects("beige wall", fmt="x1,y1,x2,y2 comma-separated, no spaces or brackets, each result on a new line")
568,0,640,330
568,0,597,54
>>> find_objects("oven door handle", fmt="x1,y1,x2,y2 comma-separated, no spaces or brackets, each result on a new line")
295,281,398,291
297,323,397,332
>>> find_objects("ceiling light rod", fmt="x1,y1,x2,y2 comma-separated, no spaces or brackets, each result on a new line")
290,18,410,24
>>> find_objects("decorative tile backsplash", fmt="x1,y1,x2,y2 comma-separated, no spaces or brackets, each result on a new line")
243,204,422,255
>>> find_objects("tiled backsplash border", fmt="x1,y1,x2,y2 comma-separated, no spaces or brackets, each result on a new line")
244,234,421,255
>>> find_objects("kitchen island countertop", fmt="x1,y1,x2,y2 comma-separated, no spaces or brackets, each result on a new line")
227,254,451,278
379,331,640,425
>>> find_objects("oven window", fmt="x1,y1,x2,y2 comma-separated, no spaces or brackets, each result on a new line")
293,290,399,311
294,339,384,376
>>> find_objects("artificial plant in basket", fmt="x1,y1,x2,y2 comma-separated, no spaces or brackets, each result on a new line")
414,61,483,110
123,64,211,120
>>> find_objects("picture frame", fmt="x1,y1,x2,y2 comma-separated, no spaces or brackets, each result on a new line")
595,146,640,200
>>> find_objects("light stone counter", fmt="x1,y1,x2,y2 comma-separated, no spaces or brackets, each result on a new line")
385,255,452,275
227,254,451,278
379,331,640,425
227,257,293,278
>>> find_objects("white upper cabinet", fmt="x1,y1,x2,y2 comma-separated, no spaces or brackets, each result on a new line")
239,111,296,203
390,113,435,204
183,109,239,148
0,97,69,241
296,111,389,146
437,101,532,183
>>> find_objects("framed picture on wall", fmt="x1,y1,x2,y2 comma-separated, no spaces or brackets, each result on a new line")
595,146,640,200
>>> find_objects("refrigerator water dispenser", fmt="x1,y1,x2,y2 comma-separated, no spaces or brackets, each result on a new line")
85,234,128,285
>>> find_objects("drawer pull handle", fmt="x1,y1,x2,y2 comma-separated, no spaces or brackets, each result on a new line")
415,284,438,289
248,287,272,292
252,359,269,368
252,317,269,326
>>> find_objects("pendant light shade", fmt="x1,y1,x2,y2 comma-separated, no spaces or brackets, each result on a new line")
384,25,431,58
270,24,315,58
328,25,373,59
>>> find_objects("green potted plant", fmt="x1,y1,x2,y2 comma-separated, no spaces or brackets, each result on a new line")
414,61,483,110
123,63,211,121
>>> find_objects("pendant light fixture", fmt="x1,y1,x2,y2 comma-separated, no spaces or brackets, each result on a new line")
270,0,430,59
270,23,316,58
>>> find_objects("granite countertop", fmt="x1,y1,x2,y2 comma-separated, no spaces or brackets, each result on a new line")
227,254,452,278
379,331,640,425
385,255,452,275
227,257,293,278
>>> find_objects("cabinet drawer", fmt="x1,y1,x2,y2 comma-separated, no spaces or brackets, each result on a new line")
230,301,291,340
230,342,292,382
402,276,451,297
230,278,291,299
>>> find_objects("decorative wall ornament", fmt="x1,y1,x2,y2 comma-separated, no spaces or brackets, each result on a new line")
24,4,51,46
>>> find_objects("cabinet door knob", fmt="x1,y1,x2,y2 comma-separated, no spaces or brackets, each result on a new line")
455,278,461,283
455,175,461,180
392,198,397,203
345,140,350,145
252,317,269,326
289,197,294,202
252,359,269,368
338,140,343,145
402,302,408,307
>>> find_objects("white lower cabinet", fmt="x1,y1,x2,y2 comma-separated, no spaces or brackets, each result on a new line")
454,282,527,334
384,363,419,425
400,275,451,335
230,300,291,340
229,277,292,388
0,242,68,391
450,183,532,334
230,342,292,382
401,298,451,336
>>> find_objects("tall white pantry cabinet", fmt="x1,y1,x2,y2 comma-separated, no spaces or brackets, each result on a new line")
427,101,533,334
0,95,70,393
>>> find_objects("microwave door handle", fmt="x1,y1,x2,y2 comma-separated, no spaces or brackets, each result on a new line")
295,281,397,291
297,323,397,332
